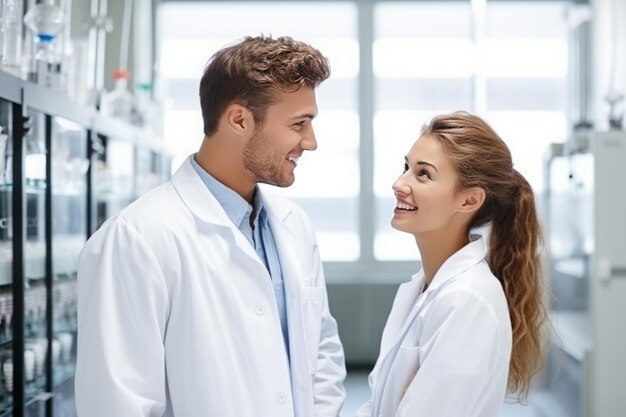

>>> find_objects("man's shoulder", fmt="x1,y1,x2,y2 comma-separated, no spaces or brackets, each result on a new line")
110,181,183,230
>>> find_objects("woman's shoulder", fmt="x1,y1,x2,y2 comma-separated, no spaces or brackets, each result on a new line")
436,260,509,320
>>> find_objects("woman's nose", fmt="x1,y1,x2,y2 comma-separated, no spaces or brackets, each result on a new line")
392,177,410,195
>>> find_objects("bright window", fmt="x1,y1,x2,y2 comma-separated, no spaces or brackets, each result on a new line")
159,1,569,270
372,1,568,261
159,2,359,261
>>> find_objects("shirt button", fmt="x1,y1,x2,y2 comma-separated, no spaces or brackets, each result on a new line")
276,392,287,404
255,305,265,315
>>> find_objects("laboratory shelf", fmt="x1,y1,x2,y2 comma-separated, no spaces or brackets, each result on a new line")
0,69,168,151
0,70,93,128
23,330,43,343
0,70,21,103
0,236,86,285
0,338,12,349
0,183,47,194
0,245,47,285
0,406,12,417
92,114,166,154
22,83,93,128
54,324,77,335
53,365,75,388
1,54,170,417
24,390,53,414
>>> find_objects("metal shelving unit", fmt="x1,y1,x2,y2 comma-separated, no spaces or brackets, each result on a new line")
538,131,626,417
0,70,170,417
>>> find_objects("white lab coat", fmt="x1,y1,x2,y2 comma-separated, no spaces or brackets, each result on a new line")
75,156,346,417
356,235,512,417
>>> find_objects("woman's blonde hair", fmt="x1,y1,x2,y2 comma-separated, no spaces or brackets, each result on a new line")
422,111,548,399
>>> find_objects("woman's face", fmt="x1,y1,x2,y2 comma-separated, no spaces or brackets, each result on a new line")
391,134,465,236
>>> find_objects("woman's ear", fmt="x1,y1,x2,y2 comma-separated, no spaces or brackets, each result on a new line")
223,103,255,136
459,187,486,214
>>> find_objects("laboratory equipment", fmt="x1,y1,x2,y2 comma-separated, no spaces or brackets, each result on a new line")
23,0,66,89
0,0,23,76
604,90,624,129
99,70,135,123
538,130,626,417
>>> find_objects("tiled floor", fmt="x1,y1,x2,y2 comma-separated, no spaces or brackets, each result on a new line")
342,370,539,417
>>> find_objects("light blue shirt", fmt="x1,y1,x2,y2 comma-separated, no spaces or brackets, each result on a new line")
190,156,290,360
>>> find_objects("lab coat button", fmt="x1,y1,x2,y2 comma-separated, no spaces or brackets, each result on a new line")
255,305,265,315
276,392,287,404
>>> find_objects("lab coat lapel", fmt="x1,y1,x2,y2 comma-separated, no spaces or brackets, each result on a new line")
371,236,488,415
260,191,301,300
261,192,316,407
425,234,487,293
377,272,424,359
379,236,487,359
170,155,268,270
371,278,432,415
266,214,301,299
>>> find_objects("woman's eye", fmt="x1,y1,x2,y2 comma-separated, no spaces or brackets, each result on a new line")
418,169,431,179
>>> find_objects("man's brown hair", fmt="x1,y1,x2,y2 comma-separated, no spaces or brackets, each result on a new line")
199,35,330,136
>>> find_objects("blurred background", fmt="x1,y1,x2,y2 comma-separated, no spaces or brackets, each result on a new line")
1,0,625,416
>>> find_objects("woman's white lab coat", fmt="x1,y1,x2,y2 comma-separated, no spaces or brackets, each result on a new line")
357,235,512,417
75,157,346,417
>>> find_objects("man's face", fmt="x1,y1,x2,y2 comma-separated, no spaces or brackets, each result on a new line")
243,86,318,187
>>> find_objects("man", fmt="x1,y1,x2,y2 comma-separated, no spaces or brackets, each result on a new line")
75,35,346,417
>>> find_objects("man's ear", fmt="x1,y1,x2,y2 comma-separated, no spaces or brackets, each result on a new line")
223,103,255,136
458,187,486,214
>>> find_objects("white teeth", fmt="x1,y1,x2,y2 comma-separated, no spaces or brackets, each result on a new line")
288,156,300,164
396,201,417,211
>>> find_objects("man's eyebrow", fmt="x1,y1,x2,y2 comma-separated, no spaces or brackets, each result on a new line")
290,113,316,120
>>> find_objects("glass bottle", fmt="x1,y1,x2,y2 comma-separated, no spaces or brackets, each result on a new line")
100,70,136,124
23,0,65,89
0,0,23,76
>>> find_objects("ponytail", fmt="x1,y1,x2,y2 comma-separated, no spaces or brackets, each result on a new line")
488,170,547,399
423,112,549,399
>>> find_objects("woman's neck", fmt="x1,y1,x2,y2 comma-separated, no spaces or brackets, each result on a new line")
416,229,470,287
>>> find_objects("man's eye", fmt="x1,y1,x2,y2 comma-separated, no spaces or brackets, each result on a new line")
403,163,409,173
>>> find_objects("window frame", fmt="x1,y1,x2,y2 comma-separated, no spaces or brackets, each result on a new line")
159,0,578,283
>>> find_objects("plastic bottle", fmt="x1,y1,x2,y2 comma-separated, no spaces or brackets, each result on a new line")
100,70,136,124
23,0,65,89
133,82,163,133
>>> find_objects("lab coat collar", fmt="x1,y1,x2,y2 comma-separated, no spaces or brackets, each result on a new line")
172,156,302,291
171,156,234,228
171,155,293,228
371,234,488,415
421,233,486,295
259,188,294,225
379,234,486,357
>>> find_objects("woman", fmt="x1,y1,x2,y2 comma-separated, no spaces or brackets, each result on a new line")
357,112,547,417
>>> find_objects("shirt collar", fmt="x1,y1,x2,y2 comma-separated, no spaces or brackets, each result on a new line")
190,154,267,229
